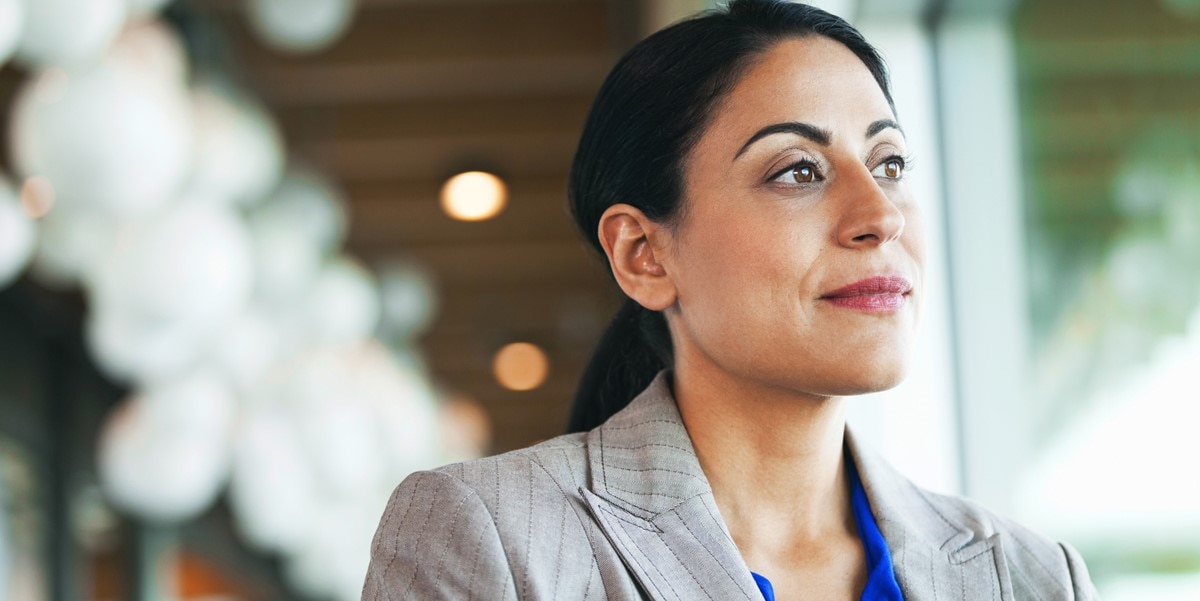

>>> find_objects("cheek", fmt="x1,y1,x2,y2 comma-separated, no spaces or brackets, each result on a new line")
673,210,821,337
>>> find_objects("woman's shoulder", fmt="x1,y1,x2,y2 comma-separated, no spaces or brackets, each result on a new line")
914,485,1098,599
381,431,593,528
365,432,598,601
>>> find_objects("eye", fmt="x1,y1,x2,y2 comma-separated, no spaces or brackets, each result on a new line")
872,157,906,180
770,161,824,185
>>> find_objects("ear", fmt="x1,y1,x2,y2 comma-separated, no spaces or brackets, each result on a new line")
597,204,677,312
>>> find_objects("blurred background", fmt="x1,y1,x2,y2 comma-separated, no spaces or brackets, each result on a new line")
0,0,1196,599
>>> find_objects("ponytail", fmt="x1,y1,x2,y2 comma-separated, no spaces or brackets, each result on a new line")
567,298,673,433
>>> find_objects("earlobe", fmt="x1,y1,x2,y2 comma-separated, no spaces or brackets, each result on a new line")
597,204,676,311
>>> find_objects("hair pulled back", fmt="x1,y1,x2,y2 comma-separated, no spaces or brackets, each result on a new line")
566,0,894,433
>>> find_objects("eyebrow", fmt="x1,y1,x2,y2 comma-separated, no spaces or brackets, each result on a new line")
733,118,904,159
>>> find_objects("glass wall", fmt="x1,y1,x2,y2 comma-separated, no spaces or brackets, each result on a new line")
1012,0,1200,597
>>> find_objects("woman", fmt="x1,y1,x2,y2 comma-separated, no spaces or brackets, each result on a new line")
362,1,1098,599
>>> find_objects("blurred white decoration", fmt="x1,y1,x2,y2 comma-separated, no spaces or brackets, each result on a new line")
97,373,237,523
298,257,381,347
29,204,116,289
1107,235,1176,308
296,388,382,497
18,175,54,218
15,0,126,68
246,0,356,54
85,305,208,384
106,19,188,88
228,407,321,553
1016,309,1200,545
363,346,441,482
139,369,239,435
128,0,175,17
189,81,285,207
0,175,36,289
266,347,388,496
9,55,191,217
378,259,437,343
249,169,346,304
0,0,23,67
91,198,253,336
207,308,282,394
438,392,492,464
284,496,385,601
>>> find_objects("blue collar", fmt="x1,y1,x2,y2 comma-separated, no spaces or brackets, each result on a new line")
750,454,904,601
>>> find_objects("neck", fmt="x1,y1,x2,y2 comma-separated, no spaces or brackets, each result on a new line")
671,361,855,559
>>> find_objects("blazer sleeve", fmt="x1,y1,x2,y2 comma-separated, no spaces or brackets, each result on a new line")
1058,541,1101,600
362,470,519,601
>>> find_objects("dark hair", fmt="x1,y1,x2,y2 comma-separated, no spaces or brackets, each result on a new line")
566,0,895,433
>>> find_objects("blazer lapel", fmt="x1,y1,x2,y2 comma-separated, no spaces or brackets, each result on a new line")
579,372,761,601
578,371,1013,601
846,430,1015,601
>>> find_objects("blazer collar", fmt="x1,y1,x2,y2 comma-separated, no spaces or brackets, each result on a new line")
579,371,1013,601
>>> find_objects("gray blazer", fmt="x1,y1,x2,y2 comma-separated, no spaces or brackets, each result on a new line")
363,372,1099,600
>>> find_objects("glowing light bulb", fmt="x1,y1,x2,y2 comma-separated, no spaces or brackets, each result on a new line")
492,342,548,391
440,171,507,222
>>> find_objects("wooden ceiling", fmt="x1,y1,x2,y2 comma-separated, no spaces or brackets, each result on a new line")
192,0,650,452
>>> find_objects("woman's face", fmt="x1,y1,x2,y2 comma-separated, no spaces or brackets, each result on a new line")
661,36,925,397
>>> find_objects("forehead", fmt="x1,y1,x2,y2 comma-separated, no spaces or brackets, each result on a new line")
705,36,894,150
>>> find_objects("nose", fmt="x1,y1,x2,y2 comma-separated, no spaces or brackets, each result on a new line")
834,168,905,249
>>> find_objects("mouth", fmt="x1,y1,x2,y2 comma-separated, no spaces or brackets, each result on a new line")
818,275,912,313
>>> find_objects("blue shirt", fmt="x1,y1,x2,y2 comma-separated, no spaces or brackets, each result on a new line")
750,456,904,601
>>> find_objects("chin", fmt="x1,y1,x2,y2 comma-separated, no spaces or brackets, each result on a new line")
806,356,911,397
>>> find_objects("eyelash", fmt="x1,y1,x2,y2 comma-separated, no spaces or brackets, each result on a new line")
767,153,916,185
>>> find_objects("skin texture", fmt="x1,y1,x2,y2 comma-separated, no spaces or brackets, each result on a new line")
598,36,925,600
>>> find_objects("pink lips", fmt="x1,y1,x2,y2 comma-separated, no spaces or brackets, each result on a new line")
819,276,912,313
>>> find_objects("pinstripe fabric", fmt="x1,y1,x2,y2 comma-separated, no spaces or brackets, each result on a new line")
363,372,1100,600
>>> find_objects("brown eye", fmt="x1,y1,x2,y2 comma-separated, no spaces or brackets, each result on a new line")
771,161,824,185
872,158,905,180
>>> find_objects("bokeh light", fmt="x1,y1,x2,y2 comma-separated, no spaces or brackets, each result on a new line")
492,342,549,391
439,171,507,222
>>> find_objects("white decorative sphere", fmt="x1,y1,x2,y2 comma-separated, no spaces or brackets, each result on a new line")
29,204,116,289
188,82,285,207
228,408,321,553
0,0,23,67
362,348,441,481
85,308,209,384
246,0,356,54
97,396,232,523
106,19,188,88
139,369,238,437
296,394,385,498
299,257,381,347
248,169,345,304
207,308,283,394
90,199,253,330
0,175,36,289
128,0,175,17
283,497,383,601
378,259,438,342
16,0,126,69
9,60,191,217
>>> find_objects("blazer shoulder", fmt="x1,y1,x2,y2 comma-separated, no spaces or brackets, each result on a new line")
365,433,592,601
429,431,591,501
919,489,1100,600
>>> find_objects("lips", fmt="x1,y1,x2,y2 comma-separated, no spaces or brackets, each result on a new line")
819,276,912,312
